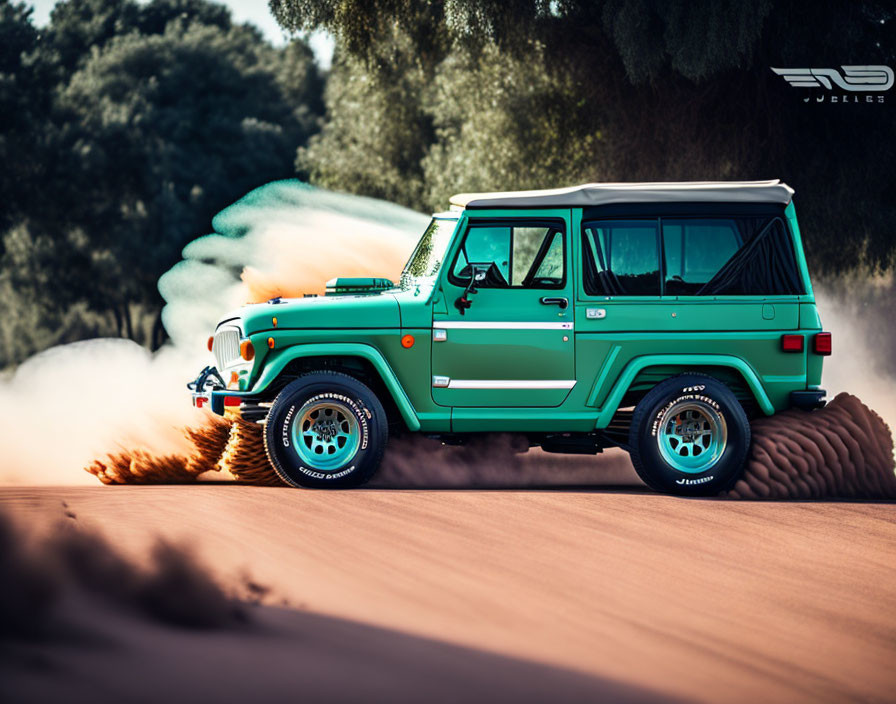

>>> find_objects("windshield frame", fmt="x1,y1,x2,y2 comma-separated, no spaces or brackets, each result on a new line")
400,215,460,286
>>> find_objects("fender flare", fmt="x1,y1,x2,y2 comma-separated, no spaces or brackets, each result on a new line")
593,354,775,428
250,342,421,431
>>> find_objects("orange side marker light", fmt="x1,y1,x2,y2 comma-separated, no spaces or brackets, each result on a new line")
401,334,415,349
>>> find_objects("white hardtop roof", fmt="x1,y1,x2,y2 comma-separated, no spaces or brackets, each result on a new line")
449,180,794,210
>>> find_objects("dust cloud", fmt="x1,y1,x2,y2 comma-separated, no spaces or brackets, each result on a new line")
729,393,896,499
0,179,894,497
814,271,896,432
157,180,426,349
0,181,426,486
0,340,206,485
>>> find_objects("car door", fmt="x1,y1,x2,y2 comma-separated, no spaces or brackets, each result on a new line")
431,213,576,407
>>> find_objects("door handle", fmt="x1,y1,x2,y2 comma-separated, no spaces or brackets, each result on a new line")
540,296,569,309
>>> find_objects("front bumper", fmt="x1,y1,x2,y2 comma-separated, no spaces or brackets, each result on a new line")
188,365,243,415
790,389,827,411
191,389,245,415
188,364,269,419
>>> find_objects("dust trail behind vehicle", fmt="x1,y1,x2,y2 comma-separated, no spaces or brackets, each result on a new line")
814,270,896,433
0,180,893,493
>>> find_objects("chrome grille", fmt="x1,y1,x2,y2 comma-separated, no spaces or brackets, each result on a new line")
212,327,240,369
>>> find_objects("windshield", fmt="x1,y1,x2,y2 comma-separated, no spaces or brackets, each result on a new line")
400,218,457,284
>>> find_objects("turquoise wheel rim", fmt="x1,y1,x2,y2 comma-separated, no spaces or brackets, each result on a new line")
291,400,361,471
657,400,727,474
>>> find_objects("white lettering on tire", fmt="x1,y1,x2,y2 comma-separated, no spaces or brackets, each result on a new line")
281,392,370,479
650,393,722,437
676,475,715,485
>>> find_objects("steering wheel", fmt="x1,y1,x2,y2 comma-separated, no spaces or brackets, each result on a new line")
457,262,508,288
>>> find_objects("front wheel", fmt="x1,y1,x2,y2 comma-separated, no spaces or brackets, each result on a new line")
263,372,388,488
628,374,750,496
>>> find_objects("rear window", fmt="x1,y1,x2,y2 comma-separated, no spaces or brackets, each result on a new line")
582,216,803,297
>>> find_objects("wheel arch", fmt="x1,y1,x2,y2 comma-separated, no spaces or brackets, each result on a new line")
594,354,774,429
252,343,421,431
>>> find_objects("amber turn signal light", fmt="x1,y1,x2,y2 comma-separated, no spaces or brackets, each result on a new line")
401,334,415,348
207,335,214,352
267,337,275,349
240,339,255,361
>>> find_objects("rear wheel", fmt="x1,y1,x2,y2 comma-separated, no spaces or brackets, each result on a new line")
629,374,750,496
263,372,387,488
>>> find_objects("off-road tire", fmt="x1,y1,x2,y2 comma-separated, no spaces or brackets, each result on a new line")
263,372,388,488
629,373,750,496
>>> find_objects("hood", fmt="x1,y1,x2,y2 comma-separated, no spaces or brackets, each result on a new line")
221,290,401,335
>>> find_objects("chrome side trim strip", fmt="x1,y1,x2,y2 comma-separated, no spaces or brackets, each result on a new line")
433,321,573,330
435,379,577,390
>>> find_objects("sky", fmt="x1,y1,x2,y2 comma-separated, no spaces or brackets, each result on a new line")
26,0,335,68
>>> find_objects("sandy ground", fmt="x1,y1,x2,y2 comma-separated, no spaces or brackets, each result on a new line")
2,481,894,704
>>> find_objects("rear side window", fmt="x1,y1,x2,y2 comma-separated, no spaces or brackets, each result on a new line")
581,220,661,295
582,215,803,297
662,219,741,295
697,218,803,296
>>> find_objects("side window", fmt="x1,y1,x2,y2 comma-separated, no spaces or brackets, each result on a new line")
662,219,741,295
452,226,511,284
582,220,660,296
450,222,565,289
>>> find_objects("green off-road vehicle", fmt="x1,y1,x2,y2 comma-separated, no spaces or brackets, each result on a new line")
189,181,830,495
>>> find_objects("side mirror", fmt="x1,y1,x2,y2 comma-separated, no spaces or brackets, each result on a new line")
454,263,491,315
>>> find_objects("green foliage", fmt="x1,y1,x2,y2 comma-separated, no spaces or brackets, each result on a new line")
276,0,896,273
0,1,49,234
421,46,602,207
270,0,775,82
0,0,324,367
297,26,432,207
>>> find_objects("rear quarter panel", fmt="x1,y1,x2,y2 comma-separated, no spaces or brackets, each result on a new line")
570,205,818,423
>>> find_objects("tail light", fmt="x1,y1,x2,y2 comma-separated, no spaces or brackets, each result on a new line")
814,332,832,355
780,334,804,352
207,335,214,352
239,339,255,361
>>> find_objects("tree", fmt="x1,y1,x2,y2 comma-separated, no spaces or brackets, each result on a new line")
0,1,51,235
272,0,896,272
421,45,602,208
297,25,432,208
52,20,320,342
0,0,325,366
